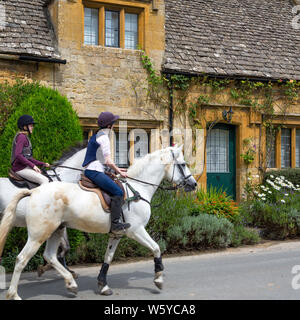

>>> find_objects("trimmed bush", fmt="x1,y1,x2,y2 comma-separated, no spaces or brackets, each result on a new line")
230,225,260,247
166,215,233,252
0,84,83,176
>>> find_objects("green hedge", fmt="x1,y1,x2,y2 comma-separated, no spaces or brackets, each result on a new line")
0,84,83,176
0,80,41,136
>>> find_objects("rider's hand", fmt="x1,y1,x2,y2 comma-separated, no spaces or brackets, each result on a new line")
119,170,128,178
45,163,50,168
33,166,41,174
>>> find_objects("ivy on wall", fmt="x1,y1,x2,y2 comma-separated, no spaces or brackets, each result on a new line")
138,51,300,178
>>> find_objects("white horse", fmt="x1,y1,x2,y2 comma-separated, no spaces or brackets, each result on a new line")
0,145,197,300
0,147,86,274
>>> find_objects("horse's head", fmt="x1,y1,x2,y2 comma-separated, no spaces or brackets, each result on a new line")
163,145,197,192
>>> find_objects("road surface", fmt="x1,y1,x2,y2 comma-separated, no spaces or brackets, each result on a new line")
1,240,300,300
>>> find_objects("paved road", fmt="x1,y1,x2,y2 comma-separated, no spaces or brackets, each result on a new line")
1,240,300,300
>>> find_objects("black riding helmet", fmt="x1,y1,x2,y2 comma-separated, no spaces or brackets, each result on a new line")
17,115,36,131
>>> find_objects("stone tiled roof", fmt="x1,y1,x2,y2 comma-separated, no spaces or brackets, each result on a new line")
0,0,61,59
163,0,300,80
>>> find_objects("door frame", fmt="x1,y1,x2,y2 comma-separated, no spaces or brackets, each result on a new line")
206,122,237,200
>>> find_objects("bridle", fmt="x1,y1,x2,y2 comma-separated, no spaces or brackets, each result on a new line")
169,150,192,189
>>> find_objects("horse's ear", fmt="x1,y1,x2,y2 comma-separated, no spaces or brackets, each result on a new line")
174,144,183,157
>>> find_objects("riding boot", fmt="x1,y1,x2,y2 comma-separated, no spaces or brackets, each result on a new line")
110,195,130,234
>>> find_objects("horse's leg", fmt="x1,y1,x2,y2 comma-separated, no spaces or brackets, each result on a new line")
128,227,164,290
98,235,122,296
57,227,78,279
43,228,78,295
38,228,78,279
6,238,42,300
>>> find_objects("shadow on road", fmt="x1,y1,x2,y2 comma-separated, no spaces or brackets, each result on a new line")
1,269,161,300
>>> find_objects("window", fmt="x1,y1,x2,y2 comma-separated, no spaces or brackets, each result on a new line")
84,7,99,45
114,129,150,168
115,130,129,168
84,5,142,49
207,129,229,173
296,129,300,168
125,13,138,49
266,129,276,168
281,128,291,168
105,10,119,47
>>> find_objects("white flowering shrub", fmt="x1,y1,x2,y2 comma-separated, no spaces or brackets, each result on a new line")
253,175,300,205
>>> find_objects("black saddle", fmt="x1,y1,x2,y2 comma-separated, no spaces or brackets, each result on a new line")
8,169,40,190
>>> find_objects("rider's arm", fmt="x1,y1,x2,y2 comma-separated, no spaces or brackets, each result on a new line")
105,155,127,178
98,134,127,177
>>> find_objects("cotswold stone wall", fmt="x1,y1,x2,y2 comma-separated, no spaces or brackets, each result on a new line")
0,0,167,124
48,0,166,122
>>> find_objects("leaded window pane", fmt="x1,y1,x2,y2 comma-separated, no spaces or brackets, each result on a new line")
281,128,291,168
207,129,229,173
296,130,300,168
84,8,99,45
115,131,129,168
125,13,138,49
105,10,119,47
266,129,276,168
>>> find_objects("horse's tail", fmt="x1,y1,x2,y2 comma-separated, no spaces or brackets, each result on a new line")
0,189,32,259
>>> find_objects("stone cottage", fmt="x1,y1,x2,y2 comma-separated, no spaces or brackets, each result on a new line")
0,0,299,200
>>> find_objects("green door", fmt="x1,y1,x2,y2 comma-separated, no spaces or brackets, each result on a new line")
206,124,236,199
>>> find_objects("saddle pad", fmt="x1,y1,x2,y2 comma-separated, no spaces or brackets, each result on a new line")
78,181,111,212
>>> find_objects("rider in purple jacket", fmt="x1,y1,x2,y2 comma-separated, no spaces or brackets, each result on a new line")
11,115,50,184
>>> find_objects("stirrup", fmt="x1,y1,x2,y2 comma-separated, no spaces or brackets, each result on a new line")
110,222,131,235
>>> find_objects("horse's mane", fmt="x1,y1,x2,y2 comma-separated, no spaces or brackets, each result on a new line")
54,141,87,166
127,148,168,178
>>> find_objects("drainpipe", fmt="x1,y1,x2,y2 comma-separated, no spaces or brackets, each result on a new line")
167,74,174,146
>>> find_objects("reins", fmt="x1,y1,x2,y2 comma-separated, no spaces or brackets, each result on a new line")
50,151,192,209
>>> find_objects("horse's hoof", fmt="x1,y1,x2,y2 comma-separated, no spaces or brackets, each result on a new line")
154,272,163,290
6,292,22,300
99,284,113,296
154,280,163,290
67,286,78,295
37,265,44,277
